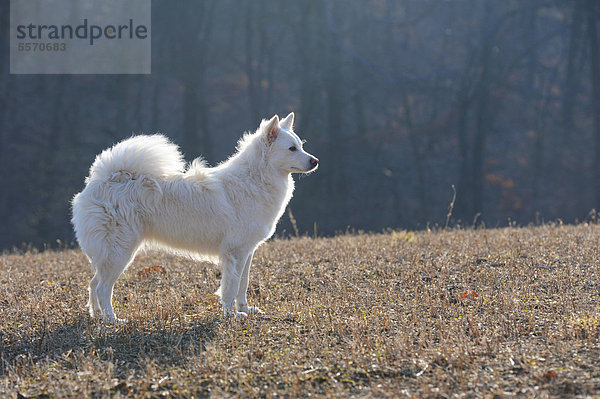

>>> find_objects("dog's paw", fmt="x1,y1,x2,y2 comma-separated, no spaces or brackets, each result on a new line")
88,305,104,319
223,306,248,318
101,314,127,324
246,306,264,315
237,304,264,315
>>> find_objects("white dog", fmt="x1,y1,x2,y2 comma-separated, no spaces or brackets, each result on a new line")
72,113,318,322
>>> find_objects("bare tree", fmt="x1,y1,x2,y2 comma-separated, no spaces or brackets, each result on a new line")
587,0,600,208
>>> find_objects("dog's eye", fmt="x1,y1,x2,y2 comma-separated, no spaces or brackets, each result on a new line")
288,146,297,152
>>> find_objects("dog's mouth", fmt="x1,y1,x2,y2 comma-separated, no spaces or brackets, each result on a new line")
290,166,318,174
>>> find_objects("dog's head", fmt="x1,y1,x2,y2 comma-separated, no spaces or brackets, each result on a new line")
261,113,319,174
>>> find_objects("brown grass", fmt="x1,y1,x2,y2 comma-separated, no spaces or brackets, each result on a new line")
1,224,600,397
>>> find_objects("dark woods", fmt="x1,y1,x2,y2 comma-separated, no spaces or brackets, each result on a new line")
1,0,599,250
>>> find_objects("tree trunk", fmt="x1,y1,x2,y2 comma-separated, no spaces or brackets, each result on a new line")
182,76,199,156
587,1,600,208
563,3,583,132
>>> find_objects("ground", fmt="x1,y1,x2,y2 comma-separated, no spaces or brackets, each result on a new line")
1,224,600,397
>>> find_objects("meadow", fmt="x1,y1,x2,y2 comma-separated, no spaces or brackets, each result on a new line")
1,223,600,397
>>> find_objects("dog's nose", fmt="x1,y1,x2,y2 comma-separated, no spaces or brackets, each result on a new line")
310,157,319,168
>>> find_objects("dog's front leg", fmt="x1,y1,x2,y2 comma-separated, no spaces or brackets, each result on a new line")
218,249,250,317
236,250,263,315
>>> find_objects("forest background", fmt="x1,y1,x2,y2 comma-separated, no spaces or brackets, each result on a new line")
1,0,600,250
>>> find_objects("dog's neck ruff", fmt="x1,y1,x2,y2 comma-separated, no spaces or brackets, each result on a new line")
216,132,294,227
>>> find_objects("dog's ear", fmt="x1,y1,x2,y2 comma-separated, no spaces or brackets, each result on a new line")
264,115,280,145
280,112,294,130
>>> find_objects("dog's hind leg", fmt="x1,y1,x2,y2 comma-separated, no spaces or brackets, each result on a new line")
218,249,251,317
236,250,263,315
87,272,102,318
95,243,139,323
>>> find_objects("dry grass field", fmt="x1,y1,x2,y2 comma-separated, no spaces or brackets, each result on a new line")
2,224,600,398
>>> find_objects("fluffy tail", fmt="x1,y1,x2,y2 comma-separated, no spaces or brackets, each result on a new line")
88,134,185,182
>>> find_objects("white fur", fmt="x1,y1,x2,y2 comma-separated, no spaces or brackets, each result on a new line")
72,113,318,322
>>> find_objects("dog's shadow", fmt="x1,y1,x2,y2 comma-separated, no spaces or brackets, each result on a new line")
0,312,220,377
